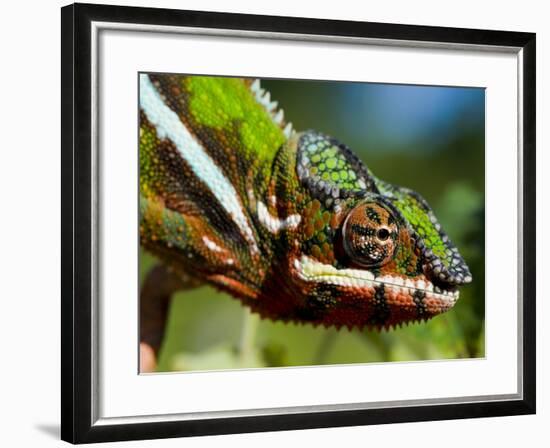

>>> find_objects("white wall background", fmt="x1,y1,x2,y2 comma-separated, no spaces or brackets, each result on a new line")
0,0,546,446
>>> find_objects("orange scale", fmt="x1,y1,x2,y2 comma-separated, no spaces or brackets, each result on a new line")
398,292,414,306
321,242,332,256
394,293,405,305
311,245,322,258
314,218,325,231
382,289,396,304
426,299,443,312
425,298,437,307
363,285,376,299
311,199,321,214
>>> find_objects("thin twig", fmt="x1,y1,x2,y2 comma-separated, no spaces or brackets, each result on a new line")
238,308,259,365
312,330,337,365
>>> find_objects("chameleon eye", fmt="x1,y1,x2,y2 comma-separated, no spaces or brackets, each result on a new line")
342,201,399,268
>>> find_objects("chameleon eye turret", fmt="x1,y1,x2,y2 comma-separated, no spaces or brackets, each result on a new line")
342,201,399,268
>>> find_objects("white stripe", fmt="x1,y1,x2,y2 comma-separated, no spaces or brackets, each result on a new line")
140,74,259,254
202,236,224,253
295,256,458,303
257,201,301,234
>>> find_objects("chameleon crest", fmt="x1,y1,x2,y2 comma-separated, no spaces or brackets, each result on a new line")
139,73,472,336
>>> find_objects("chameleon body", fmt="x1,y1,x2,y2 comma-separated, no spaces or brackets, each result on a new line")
139,73,472,331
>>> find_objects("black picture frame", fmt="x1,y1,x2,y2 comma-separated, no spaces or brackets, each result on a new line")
61,2,536,444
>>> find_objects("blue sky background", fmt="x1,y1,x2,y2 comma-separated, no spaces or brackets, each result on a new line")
339,83,485,152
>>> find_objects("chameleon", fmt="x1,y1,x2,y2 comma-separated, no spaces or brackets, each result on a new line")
138,73,472,366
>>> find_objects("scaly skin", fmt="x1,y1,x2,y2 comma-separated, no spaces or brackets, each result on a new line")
139,73,472,334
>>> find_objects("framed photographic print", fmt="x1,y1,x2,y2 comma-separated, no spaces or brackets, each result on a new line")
61,2,536,443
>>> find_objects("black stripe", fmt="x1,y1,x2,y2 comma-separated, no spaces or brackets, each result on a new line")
147,74,276,214
368,284,390,326
296,288,335,323
351,224,375,237
365,206,381,224
140,111,251,252
412,289,427,318
146,75,240,192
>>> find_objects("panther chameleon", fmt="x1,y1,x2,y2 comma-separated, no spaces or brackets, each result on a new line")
138,74,472,369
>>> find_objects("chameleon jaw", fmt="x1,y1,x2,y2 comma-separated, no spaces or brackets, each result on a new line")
293,255,460,306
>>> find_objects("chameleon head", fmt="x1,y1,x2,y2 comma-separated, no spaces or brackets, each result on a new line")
295,197,472,327
292,189,472,329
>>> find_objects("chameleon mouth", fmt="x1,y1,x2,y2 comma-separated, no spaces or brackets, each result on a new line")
294,256,459,305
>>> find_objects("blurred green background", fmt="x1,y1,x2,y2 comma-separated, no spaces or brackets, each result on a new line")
140,78,485,373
